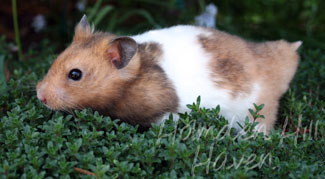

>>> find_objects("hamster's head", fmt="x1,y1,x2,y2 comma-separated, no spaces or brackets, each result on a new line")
36,15,139,111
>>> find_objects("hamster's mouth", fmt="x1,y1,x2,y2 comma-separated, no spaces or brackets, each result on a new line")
39,100,65,111
43,104,75,114
41,103,57,110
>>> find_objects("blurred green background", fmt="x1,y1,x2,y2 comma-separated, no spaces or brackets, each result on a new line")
1,0,325,53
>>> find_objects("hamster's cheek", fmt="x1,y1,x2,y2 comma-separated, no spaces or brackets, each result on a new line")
53,87,71,107
43,86,70,110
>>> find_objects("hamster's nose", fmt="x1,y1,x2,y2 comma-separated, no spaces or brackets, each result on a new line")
37,90,47,104
40,97,47,104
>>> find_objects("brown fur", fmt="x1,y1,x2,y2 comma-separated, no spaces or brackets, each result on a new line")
198,29,300,134
37,25,178,127
102,42,179,126
198,34,252,96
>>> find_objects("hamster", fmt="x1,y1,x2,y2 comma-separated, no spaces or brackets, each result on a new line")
36,15,301,134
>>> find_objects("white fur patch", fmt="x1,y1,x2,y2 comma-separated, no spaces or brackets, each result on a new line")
132,25,260,130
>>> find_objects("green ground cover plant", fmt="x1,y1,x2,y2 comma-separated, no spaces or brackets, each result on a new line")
0,0,324,178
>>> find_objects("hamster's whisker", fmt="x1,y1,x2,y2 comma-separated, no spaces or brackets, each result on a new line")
67,109,74,114
60,98,84,111
24,84,37,88
63,109,73,115
25,89,37,92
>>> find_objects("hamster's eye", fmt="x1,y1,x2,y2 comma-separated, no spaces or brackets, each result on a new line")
68,69,82,81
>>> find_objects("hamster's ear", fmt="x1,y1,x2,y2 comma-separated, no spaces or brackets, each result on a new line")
291,41,302,51
107,37,138,69
73,15,93,41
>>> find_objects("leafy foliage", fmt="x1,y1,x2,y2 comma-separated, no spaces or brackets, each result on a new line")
0,42,324,177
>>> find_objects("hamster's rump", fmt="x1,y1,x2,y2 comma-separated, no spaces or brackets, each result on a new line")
132,25,300,133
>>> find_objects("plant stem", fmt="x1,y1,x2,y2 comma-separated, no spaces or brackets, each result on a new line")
0,55,7,95
11,0,23,60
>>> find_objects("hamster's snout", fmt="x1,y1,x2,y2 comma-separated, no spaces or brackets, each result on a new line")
36,81,68,110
